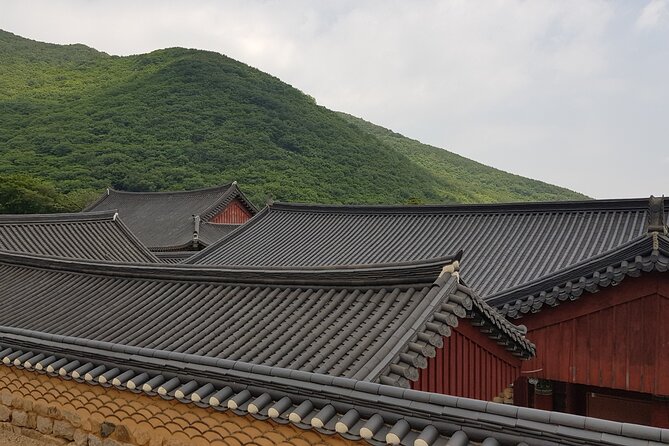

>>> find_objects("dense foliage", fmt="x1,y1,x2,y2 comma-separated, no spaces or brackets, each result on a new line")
0,174,83,213
0,30,586,213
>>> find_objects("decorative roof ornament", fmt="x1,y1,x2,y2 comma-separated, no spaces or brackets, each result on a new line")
440,260,460,282
647,195,667,234
192,214,201,246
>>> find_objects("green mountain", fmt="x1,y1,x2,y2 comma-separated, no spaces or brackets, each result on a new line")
0,29,586,212
336,113,584,203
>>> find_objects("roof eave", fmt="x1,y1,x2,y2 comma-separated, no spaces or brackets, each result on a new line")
0,209,118,224
489,234,669,318
371,270,535,388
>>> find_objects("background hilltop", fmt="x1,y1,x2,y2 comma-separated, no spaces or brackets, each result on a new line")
0,29,586,212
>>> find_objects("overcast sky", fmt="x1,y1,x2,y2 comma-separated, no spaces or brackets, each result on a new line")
2,0,668,199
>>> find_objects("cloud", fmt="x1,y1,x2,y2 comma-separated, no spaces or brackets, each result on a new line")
0,0,668,198
636,0,669,29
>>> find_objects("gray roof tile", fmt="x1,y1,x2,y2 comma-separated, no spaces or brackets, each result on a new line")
187,198,666,305
0,210,157,263
0,250,530,384
85,183,257,250
0,335,664,446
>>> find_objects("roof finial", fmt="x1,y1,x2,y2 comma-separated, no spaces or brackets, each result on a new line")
439,260,460,282
647,195,667,234
192,215,201,247
106,188,110,196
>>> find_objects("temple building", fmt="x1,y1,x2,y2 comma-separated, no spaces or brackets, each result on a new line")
1,249,665,445
85,182,257,262
1,193,668,443
0,250,532,396
187,196,669,427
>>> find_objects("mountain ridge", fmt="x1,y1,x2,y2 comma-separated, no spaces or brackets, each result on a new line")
0,29,587,213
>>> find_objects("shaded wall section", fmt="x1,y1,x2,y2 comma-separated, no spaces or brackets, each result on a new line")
520,273,669,396
412,321,523,400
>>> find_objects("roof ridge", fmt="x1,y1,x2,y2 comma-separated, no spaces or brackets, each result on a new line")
106,182,234,196
83,184,236,212
0,249,463,287
0,209,119,223
268,197,662,215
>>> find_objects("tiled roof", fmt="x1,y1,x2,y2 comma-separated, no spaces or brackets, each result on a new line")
151,224,238,263
84,182,257,250
1,329,665,446
0,210,157,263
199,222,240,246
490,232,669,317
0,251,532,388
153,251,196,263
187,197,668,301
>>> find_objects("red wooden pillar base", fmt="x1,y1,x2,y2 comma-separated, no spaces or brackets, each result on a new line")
533,380,554,411
534,392,554,411
651,401,669,428
513,377,529,407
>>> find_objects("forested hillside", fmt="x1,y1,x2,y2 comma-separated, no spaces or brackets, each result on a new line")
0,29,586,212
337,113,583,203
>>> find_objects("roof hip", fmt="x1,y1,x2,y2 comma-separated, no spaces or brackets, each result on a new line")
268,196,659,214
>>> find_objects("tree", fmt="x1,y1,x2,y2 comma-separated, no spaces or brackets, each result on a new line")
0,174,68,214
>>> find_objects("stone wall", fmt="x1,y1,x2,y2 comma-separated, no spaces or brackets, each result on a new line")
0,367,358,446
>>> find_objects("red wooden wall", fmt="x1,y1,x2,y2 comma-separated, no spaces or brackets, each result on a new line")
209,199,253,224
587,391,669,427
412,320,523,400
521,273,669,396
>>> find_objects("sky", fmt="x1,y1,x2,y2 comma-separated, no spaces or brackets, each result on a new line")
1,0,668,199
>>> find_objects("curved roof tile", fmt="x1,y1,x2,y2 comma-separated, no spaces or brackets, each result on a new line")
85,183,257,250
0,331,662,446
0,210,157,263
490,233,669,317
187,197,667,301
0,251,532,386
